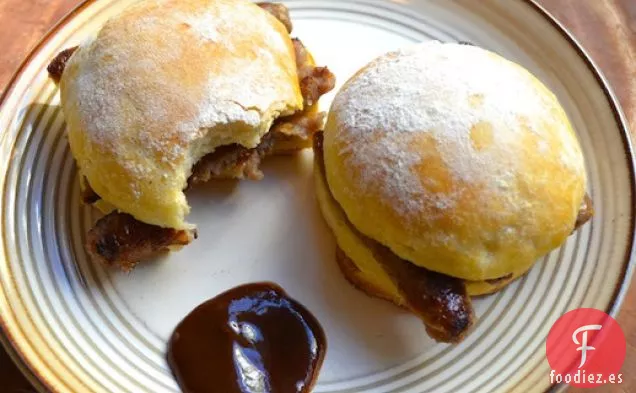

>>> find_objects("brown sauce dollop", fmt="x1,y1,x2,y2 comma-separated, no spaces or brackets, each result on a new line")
168,282,326,393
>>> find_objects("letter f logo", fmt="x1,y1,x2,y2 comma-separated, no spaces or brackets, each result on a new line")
572,324,602,368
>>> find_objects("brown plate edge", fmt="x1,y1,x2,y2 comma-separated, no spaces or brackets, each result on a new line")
0,0,632,392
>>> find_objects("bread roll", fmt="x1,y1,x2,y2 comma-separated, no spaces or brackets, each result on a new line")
61,0,303,230
321,41,587,290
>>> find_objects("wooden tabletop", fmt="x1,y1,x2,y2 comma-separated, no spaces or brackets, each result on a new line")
0,1,634,392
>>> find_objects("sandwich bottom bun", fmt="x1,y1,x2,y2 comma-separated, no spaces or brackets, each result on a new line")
322,41,588,286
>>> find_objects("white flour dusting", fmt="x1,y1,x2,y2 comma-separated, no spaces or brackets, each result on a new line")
330,41,580,218
182,13,220,42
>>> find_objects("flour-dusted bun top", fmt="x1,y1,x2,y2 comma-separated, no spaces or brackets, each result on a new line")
323,41,587,280
61,0,303,229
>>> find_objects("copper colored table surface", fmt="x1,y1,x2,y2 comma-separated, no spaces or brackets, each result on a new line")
0,0,634,392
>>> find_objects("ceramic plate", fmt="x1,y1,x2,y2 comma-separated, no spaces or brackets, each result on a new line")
0,0,634,392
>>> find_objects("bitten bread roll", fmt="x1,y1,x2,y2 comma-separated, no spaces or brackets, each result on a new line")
315,41,592,342
50,0,335,269
61,0,301,230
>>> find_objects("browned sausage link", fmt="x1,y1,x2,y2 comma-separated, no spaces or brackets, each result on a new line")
368,241,474,343
189,144,258,184
188,131,276,186
47,46,78,83
257,2,293,33
292,39,336,106
86,212,196,271
573,193,594,232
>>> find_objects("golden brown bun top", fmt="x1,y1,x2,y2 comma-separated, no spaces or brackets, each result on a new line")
61,0,303,229
323,42,587,281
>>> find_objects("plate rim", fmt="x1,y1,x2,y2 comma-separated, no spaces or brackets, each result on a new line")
0,0,634,392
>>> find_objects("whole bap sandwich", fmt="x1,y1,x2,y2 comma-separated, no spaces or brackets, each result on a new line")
48,0,335,270
314,41,593,343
